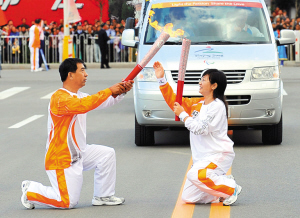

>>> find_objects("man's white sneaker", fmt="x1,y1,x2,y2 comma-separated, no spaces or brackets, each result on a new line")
92,196,125,206
21,180,35,209
223,185,242,206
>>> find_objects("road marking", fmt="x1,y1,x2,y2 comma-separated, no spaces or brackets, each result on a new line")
41,91,55,99
9,115,44,129
171,157,195,218
172,131,234,217
0,87,30,100
282,88,287,96
209,168,232,218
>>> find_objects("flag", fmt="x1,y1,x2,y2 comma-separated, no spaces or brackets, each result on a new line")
67,0,81,23
0,8,7,26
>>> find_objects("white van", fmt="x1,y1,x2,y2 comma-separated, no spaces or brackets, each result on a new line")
122,0,295,146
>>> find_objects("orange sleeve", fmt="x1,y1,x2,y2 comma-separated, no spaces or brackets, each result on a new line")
32,27,40,48
50,88,112,115
159,83,203,116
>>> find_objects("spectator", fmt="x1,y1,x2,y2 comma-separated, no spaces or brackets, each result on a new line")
49,27,59,63
18,18,30,29
19,26,29,63
94,25,101,63
74,25,86,60
106,25,116,62
274,10,283,23
282,10,288,21
86,27,94,63
12,40,20,63
96,23,110,69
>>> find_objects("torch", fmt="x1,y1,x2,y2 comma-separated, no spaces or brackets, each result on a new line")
175,38,191,121
124,32,170,81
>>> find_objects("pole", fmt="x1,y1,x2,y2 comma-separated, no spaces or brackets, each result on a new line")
63,0,72,61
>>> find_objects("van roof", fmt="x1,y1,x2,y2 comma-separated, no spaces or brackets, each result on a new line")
150,0,263,4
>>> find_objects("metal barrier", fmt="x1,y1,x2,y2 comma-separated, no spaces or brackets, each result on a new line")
0,34,136,65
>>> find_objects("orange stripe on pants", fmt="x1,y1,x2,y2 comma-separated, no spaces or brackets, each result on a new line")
27,169,70,208
33,48,36,70
198,163,234,196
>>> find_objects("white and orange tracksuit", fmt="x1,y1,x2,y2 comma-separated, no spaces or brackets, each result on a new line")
158,79,236,204
29,24,40,71
26,88,124,208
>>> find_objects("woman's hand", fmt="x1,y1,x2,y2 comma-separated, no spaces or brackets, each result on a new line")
153,61,165,79
173,102,185,116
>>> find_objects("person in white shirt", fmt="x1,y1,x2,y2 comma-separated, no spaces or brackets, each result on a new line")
153,61,242,206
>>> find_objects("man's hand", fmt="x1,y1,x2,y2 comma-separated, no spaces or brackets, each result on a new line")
173,102,185,116
109,83,126,96
121,80,134,93
153,61,165,79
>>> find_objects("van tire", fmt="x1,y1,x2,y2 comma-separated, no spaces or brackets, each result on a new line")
262,115,282,145
135,116,155,146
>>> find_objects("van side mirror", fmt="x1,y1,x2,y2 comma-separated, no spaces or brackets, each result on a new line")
125,17,139,37
121,29,139,48
277,30,296,46
125,17,135,29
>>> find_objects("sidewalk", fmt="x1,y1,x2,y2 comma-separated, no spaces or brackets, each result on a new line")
0,62,136,70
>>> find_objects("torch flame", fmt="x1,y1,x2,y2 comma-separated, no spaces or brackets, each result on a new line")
148,10,185,38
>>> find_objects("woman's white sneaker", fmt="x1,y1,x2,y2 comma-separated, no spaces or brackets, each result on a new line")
21,180,35,209
92,195,125,206
223,185,242,206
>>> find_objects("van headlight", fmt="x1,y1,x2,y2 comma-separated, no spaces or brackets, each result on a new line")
251,66,280,81
137,68,157,82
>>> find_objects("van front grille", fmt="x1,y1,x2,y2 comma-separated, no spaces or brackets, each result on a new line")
184,95,251,105
171,70,246,84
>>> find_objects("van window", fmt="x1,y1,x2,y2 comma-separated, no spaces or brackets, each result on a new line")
144,4,271,45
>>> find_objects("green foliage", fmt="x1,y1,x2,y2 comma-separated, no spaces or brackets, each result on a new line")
108,0,135,21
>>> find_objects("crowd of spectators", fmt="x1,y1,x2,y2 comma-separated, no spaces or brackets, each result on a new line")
270,7,300,31
0,17,137,64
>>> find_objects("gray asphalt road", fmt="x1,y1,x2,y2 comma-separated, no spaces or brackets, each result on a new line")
0,66,299,218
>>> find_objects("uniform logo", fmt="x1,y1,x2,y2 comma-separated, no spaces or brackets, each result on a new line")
52,0,84,11
0,0,20,11
192,110,199,118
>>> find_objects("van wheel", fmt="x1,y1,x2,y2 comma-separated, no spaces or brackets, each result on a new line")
262,115,282,145
135,116,155,146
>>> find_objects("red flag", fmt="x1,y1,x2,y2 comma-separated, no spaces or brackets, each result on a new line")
0,8,7,26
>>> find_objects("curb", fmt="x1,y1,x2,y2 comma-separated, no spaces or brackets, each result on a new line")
0,62,136,70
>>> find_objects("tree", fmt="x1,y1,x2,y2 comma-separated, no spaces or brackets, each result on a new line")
108,0,135,22
89,0,109,23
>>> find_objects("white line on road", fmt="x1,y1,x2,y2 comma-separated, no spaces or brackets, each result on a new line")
9,115,44,129
0,87,30,100
41,91,55,99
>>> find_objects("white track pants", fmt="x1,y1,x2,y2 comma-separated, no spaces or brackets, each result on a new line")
26,144,116,208
29,47,39,71
182,153,236,204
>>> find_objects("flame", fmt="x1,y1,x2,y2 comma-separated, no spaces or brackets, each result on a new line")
148,10,185,38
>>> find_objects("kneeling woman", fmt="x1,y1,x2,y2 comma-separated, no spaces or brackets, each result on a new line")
153,61,241,206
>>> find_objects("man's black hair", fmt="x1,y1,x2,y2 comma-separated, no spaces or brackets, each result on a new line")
100,23,106,28
59,58,86,82
35,19,41,24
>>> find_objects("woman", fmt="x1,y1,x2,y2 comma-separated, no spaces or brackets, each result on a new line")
153,61,242,206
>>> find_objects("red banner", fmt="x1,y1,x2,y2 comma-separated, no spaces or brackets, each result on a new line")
1,0,109,26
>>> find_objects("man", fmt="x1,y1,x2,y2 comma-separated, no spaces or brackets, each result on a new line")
38,20,46,70
29,19,42,72
74,24,86,60
17,18,30,29
106,25,116,62
96,23,110,69
225,8,264,38
21,58,134,209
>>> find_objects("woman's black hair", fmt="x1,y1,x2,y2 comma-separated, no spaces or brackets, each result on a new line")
202,69,228,118
59,58,86,82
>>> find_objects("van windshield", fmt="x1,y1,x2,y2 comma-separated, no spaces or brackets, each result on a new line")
144,3,271,45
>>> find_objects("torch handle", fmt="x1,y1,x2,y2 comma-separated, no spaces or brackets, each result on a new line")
124,64,143,81
175,80,184,121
